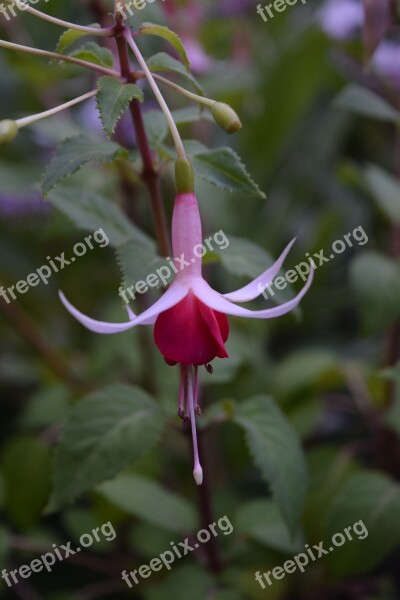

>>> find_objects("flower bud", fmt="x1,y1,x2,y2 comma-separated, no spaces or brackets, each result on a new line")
210,102,242,134
0,120,18,144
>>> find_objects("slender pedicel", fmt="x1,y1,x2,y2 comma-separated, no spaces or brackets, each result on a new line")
15,91,97,129
136,71,214,107
188,366,203,486
0,39,120,78
123,29,187,159
3,1,113,35
135,73,242,133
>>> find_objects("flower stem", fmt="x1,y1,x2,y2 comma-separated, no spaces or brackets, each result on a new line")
0,39,120,77
136,72,214,108
123,29,187,160
114,27,171,256
3,1,113,35
16,90,97,129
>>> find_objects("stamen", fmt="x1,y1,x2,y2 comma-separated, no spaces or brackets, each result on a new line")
205,363,213,374
187,366,203,485
178,365,187,419
193,366,201,415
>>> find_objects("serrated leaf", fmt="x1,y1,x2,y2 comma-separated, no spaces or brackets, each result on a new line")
323,471,400,575
97,76,144,137
148,52,203,95
48,186,153,247
55,25,100,54
334,84,400,123
364,164,400,224
42,134,127,195
235,499,304,553
70,42,114,68
139,23,190,70
99,473,197,532
49,385,165,509
234,396,307,534
163,140,264,197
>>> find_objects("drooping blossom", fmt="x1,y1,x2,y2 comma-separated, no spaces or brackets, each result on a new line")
371,41,400,89
162,2,213,74
0,191,50,219
59,193,313,485
317,0,363,40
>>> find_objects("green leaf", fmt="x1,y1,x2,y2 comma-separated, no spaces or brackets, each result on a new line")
99,473,197,532
234,396,307,534
139,23,190,70
172,106,212,126
273,348,340,399
334,84,400,123
55,25,101,54
19,385,70,429
49,385,165,509
97,76,144,137
2,437,51,528
48,186,152,247
184,141,264,198
235,499,304,553
70,42,114,69
143,109,169,148
350,251,400,328
42,134,127,195
145,565,215,600
148,52,204,95
216,235,274,279
364,164,400,225
117,238,171,291
323,471,400,575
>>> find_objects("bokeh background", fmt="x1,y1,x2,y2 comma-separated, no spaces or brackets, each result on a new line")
1,0,400,598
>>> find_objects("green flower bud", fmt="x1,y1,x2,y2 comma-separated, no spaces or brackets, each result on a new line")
210,102,242,134
175,157,194,194
0,120,18,144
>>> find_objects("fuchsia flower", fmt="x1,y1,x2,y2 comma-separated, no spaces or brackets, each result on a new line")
60,193,313,485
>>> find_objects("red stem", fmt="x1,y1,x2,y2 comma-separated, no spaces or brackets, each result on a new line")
114,24,171,258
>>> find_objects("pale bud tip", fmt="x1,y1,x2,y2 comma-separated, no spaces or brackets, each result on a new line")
210,102,242,134
193,466,203,486
0,120,18,144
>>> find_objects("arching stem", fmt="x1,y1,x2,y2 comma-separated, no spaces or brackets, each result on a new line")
16,90,97,129
0,39,120,77
3,0,113,35
123,29,187,160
